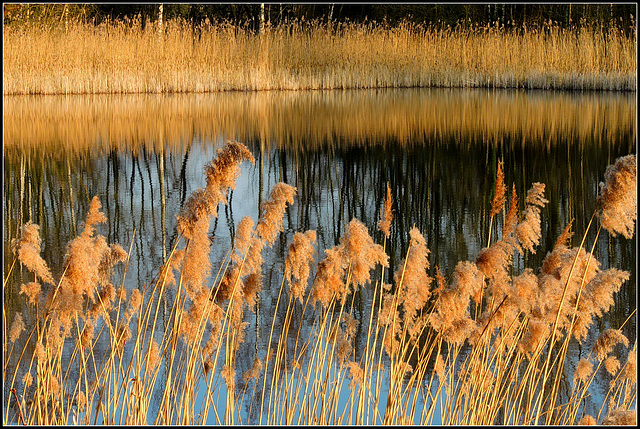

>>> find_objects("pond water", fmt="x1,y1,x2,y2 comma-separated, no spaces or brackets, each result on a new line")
3,88,636,424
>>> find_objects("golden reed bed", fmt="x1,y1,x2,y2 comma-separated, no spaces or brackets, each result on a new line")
3,18,636,95
5,140,636,425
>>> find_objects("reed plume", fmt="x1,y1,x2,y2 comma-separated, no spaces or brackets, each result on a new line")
177,141,255,239
19,282,41,306
393,227,432,327
314,218,387,306
313,247,347,307
256,182,297,246
592,329,629,361
574,358,594,384
577,415,597,425
49,196,127,327
378,183,393,239
597,154,636,239
621,350,636,383
10,221,55,286
515,182,548,254
429,261,482,345
342,218,389,289
284,230,317,303
602,409,637,425
490,160,507,218
8,313,25,343
174,141,255,344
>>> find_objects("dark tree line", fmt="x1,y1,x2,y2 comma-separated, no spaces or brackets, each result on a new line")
4,3,637,33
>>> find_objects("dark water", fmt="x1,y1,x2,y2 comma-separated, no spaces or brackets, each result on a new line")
3,88,637,423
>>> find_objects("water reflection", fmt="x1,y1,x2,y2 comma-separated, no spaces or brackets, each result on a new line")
3,88,636,423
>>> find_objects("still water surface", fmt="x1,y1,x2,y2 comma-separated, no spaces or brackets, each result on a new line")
3,88,637,423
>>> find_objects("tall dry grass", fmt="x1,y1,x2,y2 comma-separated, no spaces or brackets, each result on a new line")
3,17,636,95
3,141,637,425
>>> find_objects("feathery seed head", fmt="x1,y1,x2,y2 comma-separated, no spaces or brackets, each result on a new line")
597,154,636,239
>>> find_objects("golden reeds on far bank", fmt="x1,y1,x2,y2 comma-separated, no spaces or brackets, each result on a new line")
3,17,636,95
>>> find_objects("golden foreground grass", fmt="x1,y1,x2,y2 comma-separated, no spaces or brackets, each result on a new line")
3,141,637,425
3,18,636,95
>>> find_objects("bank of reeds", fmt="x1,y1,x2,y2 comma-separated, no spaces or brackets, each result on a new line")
3,141,637,425
3,17,636,95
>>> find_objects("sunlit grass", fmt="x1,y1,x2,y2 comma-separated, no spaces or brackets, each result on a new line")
4,141,636,425
3,18,636,95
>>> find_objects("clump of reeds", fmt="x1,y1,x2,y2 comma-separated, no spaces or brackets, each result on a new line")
3,17,636,95
4,143,636,425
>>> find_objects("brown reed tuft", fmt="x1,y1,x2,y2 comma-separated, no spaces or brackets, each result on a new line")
602,409,637,425
242,272,262,311
604,356,621,376
515,182,548,254
9,312,25,343
577,415,597,425
597,154,636,239
10,221,55,285
179,215,214,298
510,268,538,315
554,220,575,249
433,265,447,297
537,246,599,333
378,183,394,239
313,247,346,307
116,324,132,352
125,288,143,320
256,182,297,246
284,230,317,303
147,340,162,371
157,249,184,288
231,216,255,265
346,361,364,389
221,364,236,390
80,320,95,349
592,329,629,361
57,196,126,314
490,160,507,217
19,282,42,306
621,350,636,383
393,227,432,325
215,265,244,304
475,240,513,284
22,372,33,389
48,376,61,398
429,260,482,345
341,218,389,288
89,283,116,319
242,357,263,384
77,391,87,411
34,342,46,362
502,184,519,240
204,141,255,200
574,358,594,384
572,268,630,341
177,141,255,239
82,196,108,237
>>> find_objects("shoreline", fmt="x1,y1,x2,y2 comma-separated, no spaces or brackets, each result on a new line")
4,19,636,95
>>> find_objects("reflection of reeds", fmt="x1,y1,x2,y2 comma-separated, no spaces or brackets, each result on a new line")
3,19,636,95
3,90,636,157
3,142,636,425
